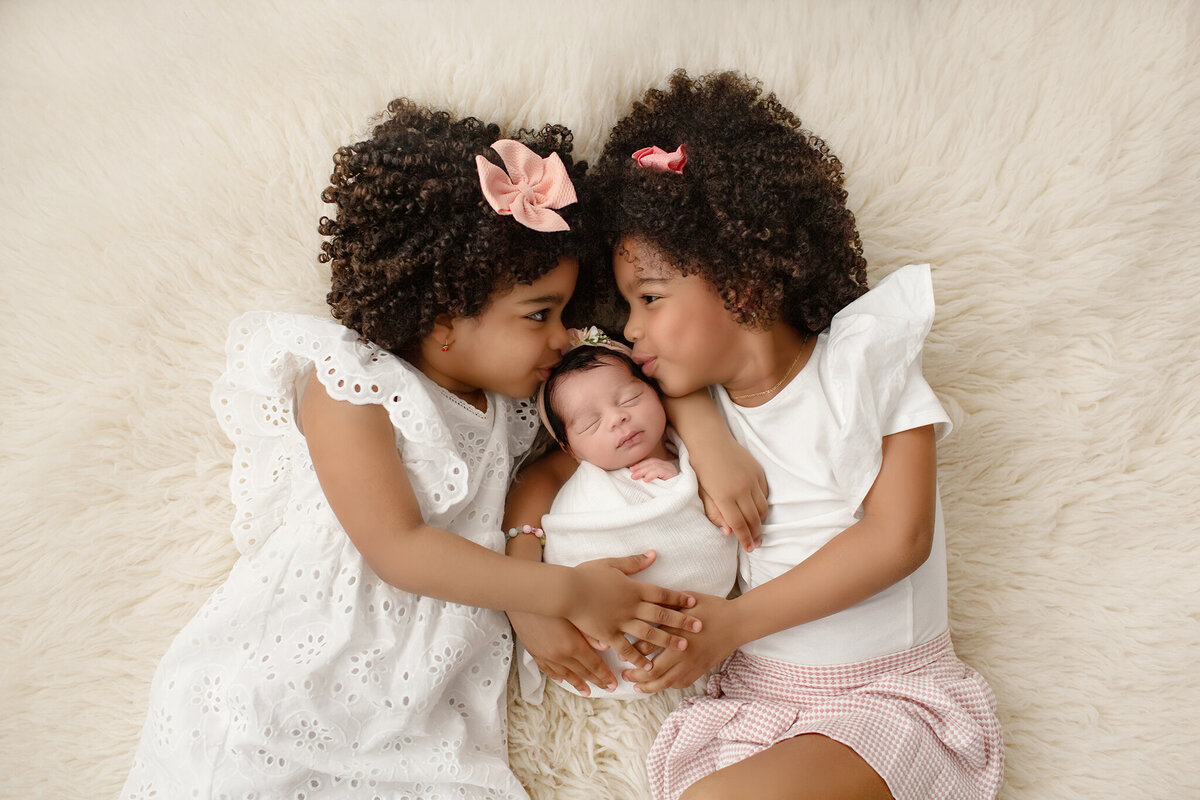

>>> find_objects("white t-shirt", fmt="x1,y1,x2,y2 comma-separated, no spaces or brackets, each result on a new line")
713,264,953,666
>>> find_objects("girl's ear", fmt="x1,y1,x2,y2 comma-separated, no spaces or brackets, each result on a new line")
721,286,769,328
431,312,456,348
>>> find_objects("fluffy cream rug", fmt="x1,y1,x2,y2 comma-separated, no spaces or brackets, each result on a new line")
3,1,1198,798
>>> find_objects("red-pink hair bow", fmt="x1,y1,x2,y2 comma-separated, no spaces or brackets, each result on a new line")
476,139,577,232
632,144,687,174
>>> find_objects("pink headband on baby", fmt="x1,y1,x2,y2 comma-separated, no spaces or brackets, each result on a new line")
632,144,687,174
536,327,634,446
476,139,577,232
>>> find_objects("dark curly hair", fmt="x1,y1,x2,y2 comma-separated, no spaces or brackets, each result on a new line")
593,70,868,334
319,99,592,356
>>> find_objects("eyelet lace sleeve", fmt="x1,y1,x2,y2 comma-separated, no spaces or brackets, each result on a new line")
210,312,471,553
504,396,540,466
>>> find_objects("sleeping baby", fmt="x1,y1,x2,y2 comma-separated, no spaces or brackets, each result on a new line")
516,327,738,700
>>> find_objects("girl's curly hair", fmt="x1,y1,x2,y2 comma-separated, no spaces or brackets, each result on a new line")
593,71,868,334
319,99,589,355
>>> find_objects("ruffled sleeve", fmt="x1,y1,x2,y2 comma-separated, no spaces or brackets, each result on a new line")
821,264,951,507
210,311,471,553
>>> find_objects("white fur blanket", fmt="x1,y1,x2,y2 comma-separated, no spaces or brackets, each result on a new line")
2,2,1197,798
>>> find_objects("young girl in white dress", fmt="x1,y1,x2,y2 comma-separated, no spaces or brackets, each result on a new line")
120,100,702,800
586,71,1006,800
512,328,737,702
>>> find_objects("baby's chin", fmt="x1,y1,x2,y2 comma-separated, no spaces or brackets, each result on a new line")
593,455,640,471
614,443,666,471
583,448,645,472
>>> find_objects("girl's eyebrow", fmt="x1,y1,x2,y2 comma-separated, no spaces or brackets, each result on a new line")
518,293,567,305
631,276,668,289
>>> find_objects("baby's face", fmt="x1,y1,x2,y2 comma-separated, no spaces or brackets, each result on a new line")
555,359,667,470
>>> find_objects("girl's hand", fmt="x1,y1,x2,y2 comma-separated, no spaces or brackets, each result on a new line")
662,389,768,553
693,443,768,553
629,457,680,482
565,551,701,671
621,593,741,693
507,611,617,696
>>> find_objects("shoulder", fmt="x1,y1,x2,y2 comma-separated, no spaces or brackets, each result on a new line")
818,264,936,383
830,264,934,335
514,447,578,492
297,365,392,437
216,310,458,449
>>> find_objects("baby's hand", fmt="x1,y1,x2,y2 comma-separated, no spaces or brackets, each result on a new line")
629,457,679,482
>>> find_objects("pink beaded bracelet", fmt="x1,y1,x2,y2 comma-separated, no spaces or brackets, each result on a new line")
505,524,546,545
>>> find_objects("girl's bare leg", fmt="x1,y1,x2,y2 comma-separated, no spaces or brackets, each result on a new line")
679,734,893,800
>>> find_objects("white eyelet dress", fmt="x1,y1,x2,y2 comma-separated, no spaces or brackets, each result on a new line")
120,312,539,800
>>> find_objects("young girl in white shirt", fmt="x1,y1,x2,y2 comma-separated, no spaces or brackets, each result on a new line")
587,70,1005,800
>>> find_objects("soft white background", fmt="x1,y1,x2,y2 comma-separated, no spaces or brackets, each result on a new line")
3,1,1198,797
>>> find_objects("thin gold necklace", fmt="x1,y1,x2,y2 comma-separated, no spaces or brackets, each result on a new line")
729,336,809,402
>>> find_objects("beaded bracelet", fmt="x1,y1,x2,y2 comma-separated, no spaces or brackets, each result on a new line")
505,524,546,546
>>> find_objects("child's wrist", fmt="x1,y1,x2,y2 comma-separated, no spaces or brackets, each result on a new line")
725,596,756,650
505,524,546,546
542,564,574,618
506,531,545,561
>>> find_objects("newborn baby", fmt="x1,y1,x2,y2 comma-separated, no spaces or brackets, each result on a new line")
518,328,738,701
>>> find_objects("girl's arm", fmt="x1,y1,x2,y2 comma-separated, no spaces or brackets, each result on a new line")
665,390,768,552
503,448,621,695
299,370,698,669
625,424,938,691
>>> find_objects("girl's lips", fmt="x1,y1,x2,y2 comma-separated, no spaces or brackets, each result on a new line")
536,367,552,382
636,357,657,378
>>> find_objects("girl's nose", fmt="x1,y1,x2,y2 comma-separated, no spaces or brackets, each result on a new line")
623,314,641,344
548,320,570,354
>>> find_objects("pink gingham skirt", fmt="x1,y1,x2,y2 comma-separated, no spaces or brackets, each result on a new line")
646,631,1003,800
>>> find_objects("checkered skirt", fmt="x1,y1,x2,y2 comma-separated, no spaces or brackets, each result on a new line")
646,631,1003,800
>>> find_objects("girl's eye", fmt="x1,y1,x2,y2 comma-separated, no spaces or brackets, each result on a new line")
641,295,661,305
619,392,643,406
526,308,549,322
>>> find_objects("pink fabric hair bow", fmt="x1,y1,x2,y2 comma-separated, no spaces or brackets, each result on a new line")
476,139,577,232
632,144,687,174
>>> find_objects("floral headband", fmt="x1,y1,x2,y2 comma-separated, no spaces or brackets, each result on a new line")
632,143,687,174
536,326,634,447
476,139,577,232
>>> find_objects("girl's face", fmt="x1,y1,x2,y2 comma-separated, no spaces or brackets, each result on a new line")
555,358,667,470
614,237,743,397
445,257,578,399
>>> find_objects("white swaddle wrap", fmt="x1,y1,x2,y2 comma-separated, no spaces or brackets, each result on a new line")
517,437,738,701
